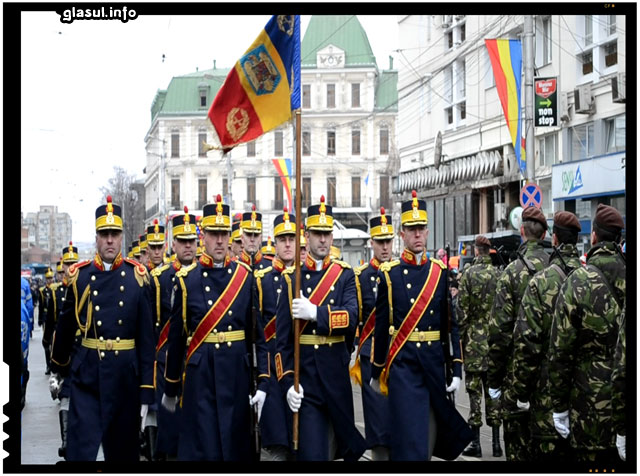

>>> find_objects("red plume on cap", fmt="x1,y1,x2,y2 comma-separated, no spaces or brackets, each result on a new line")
252,204,256,211
380,207,385,216
107,195,112,203
154,218,158,225
283,206,288,213
184,206,189,214
217,194,222,203
69,241,73,246
412,190,417,198
320,195,325,203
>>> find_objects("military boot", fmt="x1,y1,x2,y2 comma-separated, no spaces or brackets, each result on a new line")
58,410,68,458
462,426,482,457
143,425,158,461
492,426,503,457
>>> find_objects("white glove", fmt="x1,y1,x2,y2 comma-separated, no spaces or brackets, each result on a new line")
48,373,63,400
161,394,178,413
616,434,626,461
249,389,267,421
140,404,149,431
552,410,570,439
516,400,530,411
286,384,304,413
488,387,502,400
369,377,382,395
292,291,317,321
446,376,461,393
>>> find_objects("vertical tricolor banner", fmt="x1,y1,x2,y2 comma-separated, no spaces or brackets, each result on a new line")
208,15,301,151
485,39,526,176
272,158,294,212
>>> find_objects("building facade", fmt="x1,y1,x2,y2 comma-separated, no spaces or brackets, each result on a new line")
395,14,626,256
144,15,398,266
22,205,73,263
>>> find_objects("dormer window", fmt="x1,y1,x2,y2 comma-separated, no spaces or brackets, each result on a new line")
198,82,210,109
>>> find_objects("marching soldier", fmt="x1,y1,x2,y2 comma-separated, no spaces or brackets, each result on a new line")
548,204,626,464
49,195,155,461
350,207,394,461
162,195,263,461
146,219,166,271
261,237,276,262
230,219,244,258
299,226,308,263
276,195,366,461
40,267,56,374
132,239,141,261
239,205,268,270
611,300,626,462
150,208,195,460
369,191,471,461
251,208,298,461
487,205,549,461
42,262,64,374
139,233,150,268
456,235,502,458
510,211,582,462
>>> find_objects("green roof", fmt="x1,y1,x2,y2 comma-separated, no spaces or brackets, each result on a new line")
375,70,398,112
150,67,230,122
301,15,377,68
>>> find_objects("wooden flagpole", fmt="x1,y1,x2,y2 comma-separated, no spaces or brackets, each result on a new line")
293,109,302,451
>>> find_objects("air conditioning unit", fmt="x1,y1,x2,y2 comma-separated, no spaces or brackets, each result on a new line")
611,72,626,103
574,83,594,114
494,203,508,223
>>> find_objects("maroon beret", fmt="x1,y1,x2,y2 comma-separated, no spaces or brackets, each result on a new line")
475,235,491,247
594,204,624,232
521,206,548,230
553,211,581,232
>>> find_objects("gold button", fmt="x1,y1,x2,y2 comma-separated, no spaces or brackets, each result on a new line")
227,342,232,348
121,271,126,277
93,290,98,296
156,322,160,327
314,344,319,350
120,286,124,292
407,283,412,289
215,343,220,349
389,326,395,335
213,329,218,334
371,276,375,281
208,300,213,305
277,289,281,293
186,337,192,345
205,286,211,292
306,274,311,280
203,272,208,277
330,286,335,291
228,269,232,274
172,277,175,282
99,336,104,341
428,341,432,346
329,299,334,304
116,337,120,343
410,298,415,304
430,310,434,315
95,305,100,312
118,320,123,325
100,352,105,358
312,329,316,335
114,350,119,356
228,310,233,316
274,276,279,282
119,301,124,307
403,269,408,275
428,326,432,331
91,275,96,281
61,297,65,302
328,342,333,347
306,287,312,294
97,321,102,326
228,325,232,331
416,342,421,348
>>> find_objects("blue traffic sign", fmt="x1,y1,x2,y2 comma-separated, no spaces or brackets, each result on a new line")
519,182,542,209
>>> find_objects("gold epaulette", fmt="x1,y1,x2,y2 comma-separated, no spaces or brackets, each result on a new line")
430,258,447,269
175,262,198,278
379,259,400,273
254,266,273,280
236,260,252,273
332,259,352,269
124,257,150,287
67,259,91,285
282,265,296,275
355,262,369,275
151,263,170,277
50,282,62,291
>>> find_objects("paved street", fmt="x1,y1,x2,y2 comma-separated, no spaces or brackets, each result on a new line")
21,314,505,464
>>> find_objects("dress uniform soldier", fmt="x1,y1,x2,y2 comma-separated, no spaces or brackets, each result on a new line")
230,219,244,258
132,239,141,261
510,211,582,462
261,237,276,261
239,205,268,270
299,225,308,263
350,207,394,461
456,235,502,458
487,205,549,461
150,208,196,460
369,191,471,461
43,262,64,372
49,195,155,461
139,233,150,268
548,204,626,464
251,209,298,461
146,219,166,271
162,195,263,461
41,267,56,374
275,196,366,461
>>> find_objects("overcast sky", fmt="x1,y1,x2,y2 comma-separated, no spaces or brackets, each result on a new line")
20,12,400,243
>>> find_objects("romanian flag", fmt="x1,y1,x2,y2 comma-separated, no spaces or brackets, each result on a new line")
485,39,526,175
272,158,293,212
208,15,301,151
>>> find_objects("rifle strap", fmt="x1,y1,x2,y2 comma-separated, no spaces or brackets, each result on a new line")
586,264,623,310
549,263,567,282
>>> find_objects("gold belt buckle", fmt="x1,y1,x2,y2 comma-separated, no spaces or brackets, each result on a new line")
105,339,114,351
218,332,226,343
419,331,426,342
318,336,327,345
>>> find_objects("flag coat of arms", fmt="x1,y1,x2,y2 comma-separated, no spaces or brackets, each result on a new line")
209,15,301,151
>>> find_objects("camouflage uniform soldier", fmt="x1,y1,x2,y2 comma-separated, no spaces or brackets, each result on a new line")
456,235,502,458
611,300,625,462
511,211,582,461
487,206,549,461
549,204,625,464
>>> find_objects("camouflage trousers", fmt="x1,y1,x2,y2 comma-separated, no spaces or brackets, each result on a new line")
530,437,571,462
573,448,619,463
464,371,501,428
503,413,531,461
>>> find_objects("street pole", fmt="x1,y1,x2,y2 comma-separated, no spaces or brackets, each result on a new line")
524,15,535,182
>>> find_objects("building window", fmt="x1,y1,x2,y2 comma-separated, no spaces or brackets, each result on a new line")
247,177,256,205
352,176,361,207
327,176,336,205
351,83,360,108
302,131,311,156
606,114,625,153
200,91,207,108
380,128,389,155
484,48,496,89
274,177,284,210
580,50,593,75
537,133,558,167
198,132,207,157
536,16,552,65
584,15,593,46
302,177,312,208
352,129,360,155
604,42,617,67
460,22,466,43
445,107,454,125
607,14,616,36
171,131,180,158
571,122,595,160
379,175,390,209
327,84,335,108
198,178,207,209
458,102,466,121
303,84,311,109
171,178,180,209
247,140,256,157
327,131,336,155
446,30,453,50
274,131,284,156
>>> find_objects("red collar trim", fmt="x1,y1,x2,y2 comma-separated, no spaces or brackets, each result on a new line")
305,253,332,270
200,253,231,268
93,252,123,271
272,258,286,272
401,249,427,266
370,257,381,270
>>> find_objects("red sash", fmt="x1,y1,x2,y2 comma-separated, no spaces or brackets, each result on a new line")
382,262,442,384
156,319,170,353
356,309,375,356
298,262,343,336
264,316,276,342
184,264,249,365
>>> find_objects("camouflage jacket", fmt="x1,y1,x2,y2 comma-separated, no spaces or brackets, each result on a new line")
548,241,626,450
611,301,625,437
455,255,499,372
488,239,549,393
511,243,581,437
